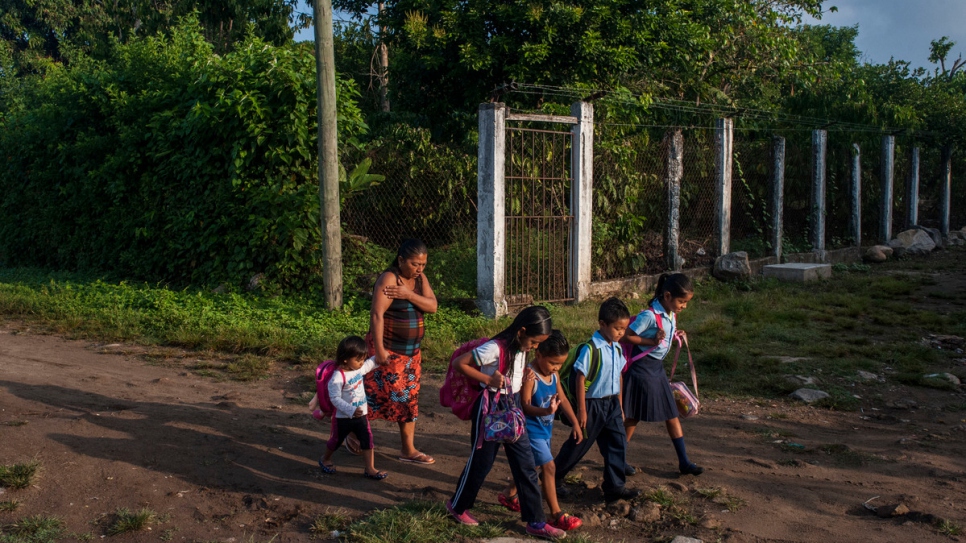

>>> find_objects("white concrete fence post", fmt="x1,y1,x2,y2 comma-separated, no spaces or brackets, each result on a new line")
476,103,507,319
880,135,895,243
715,118,734,257
851,143,862,247
811,130,827,259
666,129,684,271
771,136,785,260
570,101,594,303
908,147,920,227
941,145,953,236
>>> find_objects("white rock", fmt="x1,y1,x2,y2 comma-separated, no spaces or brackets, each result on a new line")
713,251,751,281
789,388,830,403
889,229,936,255
856,370,880,381
671,537,705,543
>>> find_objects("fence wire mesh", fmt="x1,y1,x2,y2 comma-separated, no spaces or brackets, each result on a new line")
340,110,962,300
826,133,856,248
732,133,774,258
340,136,478,298
679,129,718,268
592,124,667,280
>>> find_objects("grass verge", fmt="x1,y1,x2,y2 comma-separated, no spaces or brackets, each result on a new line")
0,515,65,543
345,501,503,543
2,248,964,398
0,462,39,490
106,508,157,536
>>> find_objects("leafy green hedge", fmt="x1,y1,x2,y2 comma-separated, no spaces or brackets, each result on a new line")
0,19,367,292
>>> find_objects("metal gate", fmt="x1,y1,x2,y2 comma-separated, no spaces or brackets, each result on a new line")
504,119,575,307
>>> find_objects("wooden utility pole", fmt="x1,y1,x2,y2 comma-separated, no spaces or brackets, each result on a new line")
313,0,343,309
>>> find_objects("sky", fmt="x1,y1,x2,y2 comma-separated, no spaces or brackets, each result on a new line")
803,0,966,70
294,1,966,71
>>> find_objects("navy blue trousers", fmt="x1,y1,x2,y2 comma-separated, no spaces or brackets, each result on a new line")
553,395,628,494
450,392,546,524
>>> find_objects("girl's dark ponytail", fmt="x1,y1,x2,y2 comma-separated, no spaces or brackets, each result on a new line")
651,273,670,304
653,273,694,305
492,306,553,351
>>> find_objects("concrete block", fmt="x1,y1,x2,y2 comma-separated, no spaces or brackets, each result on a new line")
763,263,832,282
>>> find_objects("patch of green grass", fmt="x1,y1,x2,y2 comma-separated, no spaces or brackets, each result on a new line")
694,487,723,500
938,518,963,536
716,495,746,513
345,501,503,543
106,508,157,536
0,461,39,490
0,515,65,543
309,510,351,535
2,421,27,427
226,355,272,381
645,487,678,508
0,501,20,512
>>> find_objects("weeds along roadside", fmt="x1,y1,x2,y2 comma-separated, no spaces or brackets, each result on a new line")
0,249,964,406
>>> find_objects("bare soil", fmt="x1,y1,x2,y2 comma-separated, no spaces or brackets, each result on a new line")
2,265,966,542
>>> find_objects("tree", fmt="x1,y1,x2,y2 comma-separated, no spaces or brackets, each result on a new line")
929,36,965,80
0,0,308,74
334,0,824,137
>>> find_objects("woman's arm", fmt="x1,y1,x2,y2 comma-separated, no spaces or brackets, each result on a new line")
370,273,394,364
383,274,438,314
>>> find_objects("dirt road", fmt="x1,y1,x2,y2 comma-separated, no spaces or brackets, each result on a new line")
2,321,964,542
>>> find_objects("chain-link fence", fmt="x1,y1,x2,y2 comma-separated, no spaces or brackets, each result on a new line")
342,113,963,302
592,124,667,280
341,129,478,298
732,132,775,258
679,129,718,268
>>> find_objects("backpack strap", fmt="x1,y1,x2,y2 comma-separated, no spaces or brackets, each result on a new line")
629,307,663,363
667,333,698,398
583,341,602,386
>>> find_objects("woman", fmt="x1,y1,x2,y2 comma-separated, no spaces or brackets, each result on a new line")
348,239,438,464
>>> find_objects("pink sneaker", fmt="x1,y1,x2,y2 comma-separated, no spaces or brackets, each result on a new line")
526,522,567,540
445,499,479,526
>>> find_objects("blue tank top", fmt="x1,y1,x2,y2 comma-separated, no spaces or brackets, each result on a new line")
525,367,557,440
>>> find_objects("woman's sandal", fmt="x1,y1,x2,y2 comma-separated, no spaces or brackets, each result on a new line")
318,460,336,474
498,493,521,512
363,470,388,480
398,452,435,465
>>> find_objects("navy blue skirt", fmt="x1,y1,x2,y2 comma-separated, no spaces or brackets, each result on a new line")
622,355,678,422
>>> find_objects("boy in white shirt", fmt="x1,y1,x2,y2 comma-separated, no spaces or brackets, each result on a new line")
319,336,387,480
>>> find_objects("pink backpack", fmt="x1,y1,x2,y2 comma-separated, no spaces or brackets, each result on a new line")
440,338,507,420
619,307,663,373
310,360,344,422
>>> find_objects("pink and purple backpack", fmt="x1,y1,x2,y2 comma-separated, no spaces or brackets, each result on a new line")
440,338,507,420
309,360,345,422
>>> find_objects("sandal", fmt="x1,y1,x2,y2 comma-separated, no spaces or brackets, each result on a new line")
318,460,336,474
363,470,388,480
498,493,521,512
398,452,435,465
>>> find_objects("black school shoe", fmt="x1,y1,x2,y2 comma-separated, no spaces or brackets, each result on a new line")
680,462,704,476
624,464,637,477
604,487,641,503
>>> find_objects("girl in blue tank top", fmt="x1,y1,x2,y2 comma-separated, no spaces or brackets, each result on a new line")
499,331,585,532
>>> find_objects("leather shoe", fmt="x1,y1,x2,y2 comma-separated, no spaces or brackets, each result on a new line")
604,487,641,503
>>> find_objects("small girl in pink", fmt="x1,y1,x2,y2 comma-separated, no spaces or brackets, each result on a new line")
319,336,388,480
